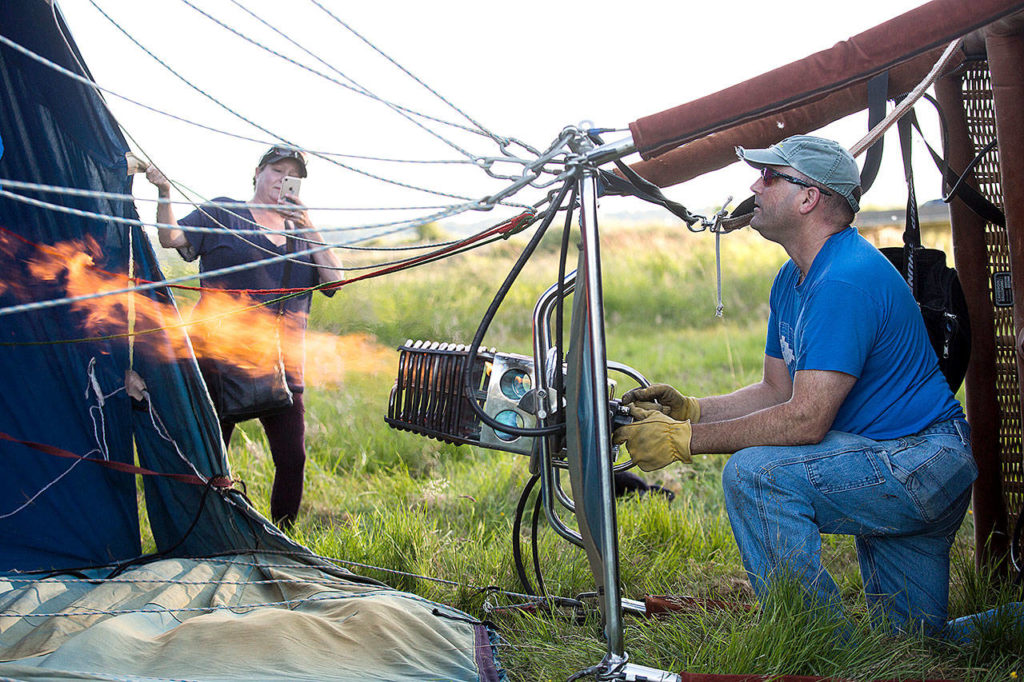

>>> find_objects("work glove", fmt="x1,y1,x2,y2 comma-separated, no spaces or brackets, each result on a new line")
612,406,692,472
621,383,700,423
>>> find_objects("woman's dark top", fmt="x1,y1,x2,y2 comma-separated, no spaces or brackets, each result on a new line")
177,198,334,392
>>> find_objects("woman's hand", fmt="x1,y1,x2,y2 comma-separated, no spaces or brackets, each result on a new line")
276,192,310,227
145,166,172,198
143,164,186,248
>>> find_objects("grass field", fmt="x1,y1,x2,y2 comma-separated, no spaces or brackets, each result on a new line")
192,221,1021,680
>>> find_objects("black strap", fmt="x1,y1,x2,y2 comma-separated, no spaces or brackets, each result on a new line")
589,130,701,227
905,105,1006,228
898,114,921,298
278,222,296,317
860,72,889,195
944,139,995,201
597,164,701,227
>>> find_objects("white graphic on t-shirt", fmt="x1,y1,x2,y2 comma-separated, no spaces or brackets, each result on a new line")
779,323,796,369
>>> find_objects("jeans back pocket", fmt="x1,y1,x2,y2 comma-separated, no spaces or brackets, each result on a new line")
887,438,977,523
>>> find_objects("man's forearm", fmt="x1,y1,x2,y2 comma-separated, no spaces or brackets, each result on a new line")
698,381,790,423
690,400,823,454
691,369,855,454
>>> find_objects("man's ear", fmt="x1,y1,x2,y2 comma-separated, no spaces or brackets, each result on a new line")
797,187,823,216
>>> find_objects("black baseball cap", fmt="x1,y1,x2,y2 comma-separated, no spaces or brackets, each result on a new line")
257,145,307,177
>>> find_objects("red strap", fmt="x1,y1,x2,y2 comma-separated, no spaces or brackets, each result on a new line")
0,430,231,488
1,210,535,296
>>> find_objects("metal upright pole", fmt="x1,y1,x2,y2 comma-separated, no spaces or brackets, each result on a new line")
562,129,679,681
577,166,625,661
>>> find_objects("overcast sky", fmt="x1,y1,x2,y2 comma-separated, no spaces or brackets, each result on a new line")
54,0,939,236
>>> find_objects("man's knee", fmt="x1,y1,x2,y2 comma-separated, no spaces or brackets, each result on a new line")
723,447,776,511
723,447,776,491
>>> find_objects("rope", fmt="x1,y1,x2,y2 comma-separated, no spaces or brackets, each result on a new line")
85,0,503,204
5,13,535,210
0,218,494,301
195,553,561,605
0,211,535,344
0,359,223,520
224,0,488,144
1,175,467,263
0,186,460,238
177,0,481,162
0,586,422,619
308,0,511,148
0,201,481,320
0,28,516,180
221,0,497,142
0,574,380,588
0,178,459,214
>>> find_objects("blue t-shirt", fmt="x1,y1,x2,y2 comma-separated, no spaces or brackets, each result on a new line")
765,227,962,439
178,198,334,392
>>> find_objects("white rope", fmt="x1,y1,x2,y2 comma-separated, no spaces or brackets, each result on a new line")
0,187,465,238
0,179,513,257
198,555,542,602
224,0,493,146
85,0,510,203
140,388,211,483
52,1,483,167
0,359,121,519
0,185,523,298
308,0,511,148
0,32,298,163
0,586,420,618
0,196,532,319
0,7,564,315
178,0,482,161
0,178,459,213
0,26,493,205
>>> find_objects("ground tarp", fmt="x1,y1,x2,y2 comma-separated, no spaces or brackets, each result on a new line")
0,555,501,681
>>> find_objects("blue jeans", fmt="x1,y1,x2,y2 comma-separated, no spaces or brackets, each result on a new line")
722,419,976,633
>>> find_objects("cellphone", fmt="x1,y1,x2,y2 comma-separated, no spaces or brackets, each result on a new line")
279,176,301,201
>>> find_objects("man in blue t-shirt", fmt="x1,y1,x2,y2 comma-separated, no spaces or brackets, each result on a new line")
613,135,976,633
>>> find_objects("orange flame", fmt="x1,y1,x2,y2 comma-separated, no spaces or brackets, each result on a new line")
7,236,389,385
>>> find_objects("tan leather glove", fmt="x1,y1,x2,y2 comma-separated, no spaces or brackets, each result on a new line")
621,383,701,423
612,406,692,472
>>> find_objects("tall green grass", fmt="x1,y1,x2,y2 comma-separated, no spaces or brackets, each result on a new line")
212,223,1021,680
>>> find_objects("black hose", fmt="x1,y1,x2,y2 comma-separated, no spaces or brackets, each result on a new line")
512,473,540,595
461,178,576,437
530,477,548,598
549,185,576,447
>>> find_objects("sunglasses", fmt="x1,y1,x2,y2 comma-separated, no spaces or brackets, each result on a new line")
760,167,832,195
259,146,306,166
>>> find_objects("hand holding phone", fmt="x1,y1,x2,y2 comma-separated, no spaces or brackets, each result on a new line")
279,176,302,202
277,176,304,224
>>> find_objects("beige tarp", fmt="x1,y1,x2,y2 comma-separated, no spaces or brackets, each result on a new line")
0,554,501,681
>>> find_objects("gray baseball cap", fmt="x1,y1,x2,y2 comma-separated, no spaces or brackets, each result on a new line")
736,135,860,213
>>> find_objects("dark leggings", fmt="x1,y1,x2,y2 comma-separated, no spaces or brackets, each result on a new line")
221,393,306,528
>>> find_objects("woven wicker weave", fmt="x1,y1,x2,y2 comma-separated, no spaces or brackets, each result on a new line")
962,61,1024,522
